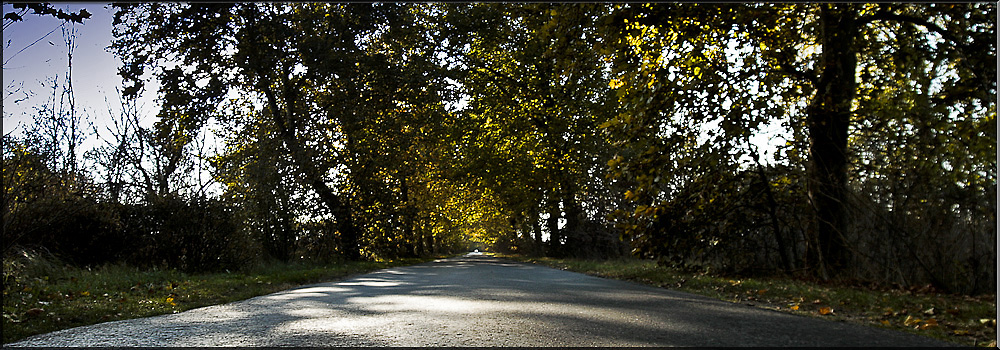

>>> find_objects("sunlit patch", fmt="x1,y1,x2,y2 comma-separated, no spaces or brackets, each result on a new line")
349,295,489,314
283,305,340,318
267,286,351,300
339,281,403,287
293,286,352,294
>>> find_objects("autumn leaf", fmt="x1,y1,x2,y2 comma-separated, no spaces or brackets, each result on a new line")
818,306,833,315
166,297,176,306
790,304,800,311
917,318,938,330
81,291,90,297
903,315,922,327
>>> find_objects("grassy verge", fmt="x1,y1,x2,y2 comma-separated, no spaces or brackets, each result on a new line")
504,255,997,347
2,252,437,344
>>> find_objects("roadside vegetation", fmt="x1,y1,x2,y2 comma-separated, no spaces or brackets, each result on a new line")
505,255,997,347
2,249,435,344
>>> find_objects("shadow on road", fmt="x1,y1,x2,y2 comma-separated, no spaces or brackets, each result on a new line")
9,254,960,347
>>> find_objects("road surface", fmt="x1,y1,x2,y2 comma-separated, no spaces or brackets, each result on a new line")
5,253,957,347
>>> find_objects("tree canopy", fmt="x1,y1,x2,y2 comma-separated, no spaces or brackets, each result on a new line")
3,3,995,294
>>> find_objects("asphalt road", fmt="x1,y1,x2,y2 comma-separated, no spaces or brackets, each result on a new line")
6,253,958,347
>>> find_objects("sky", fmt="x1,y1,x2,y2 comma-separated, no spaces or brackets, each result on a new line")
2,3,156,147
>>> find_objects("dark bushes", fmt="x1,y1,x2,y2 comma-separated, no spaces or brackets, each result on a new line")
4,194,253,273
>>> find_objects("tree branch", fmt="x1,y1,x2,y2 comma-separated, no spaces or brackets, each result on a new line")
861,10,966,48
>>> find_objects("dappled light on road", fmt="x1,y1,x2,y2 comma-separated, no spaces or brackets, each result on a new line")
5,256,959,347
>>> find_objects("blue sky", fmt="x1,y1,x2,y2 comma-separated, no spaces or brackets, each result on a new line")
3,3,156,144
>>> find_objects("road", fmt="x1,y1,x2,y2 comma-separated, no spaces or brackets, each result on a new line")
5,253,957,347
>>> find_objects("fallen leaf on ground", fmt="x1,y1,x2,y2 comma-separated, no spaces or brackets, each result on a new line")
917,318,938,330
818,306,833,315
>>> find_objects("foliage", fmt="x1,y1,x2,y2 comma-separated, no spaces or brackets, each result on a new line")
601,3,995,291
3,3,91,25
445,3,627,258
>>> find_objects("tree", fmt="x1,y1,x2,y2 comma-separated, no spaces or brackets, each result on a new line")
444,3,624,257
113,3,462,260
603,3,995,281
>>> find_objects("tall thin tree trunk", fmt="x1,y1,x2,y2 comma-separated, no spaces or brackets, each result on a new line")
531,209,543,256
545,192,562,257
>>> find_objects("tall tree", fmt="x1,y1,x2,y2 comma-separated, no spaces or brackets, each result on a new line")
603,3,995,279
113,3,461,260
445,3,623,256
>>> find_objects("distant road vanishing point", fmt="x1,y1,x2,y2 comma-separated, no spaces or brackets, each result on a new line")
6,253,958,347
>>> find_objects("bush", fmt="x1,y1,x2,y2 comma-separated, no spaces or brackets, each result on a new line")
120,196,256,272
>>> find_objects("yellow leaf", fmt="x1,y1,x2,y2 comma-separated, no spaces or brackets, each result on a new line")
880,320,891,326
953,330,970,335
903,315,922,326
635,205,648,215
644,206,656,216
917,318,938,330
790,305,799,311
81,291,90,296
166,297,176,306
818,307,833,315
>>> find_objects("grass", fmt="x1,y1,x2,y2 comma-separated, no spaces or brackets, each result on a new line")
503,255,997,347
2,250,437,344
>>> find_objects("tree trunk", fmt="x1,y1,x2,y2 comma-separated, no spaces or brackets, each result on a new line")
531,209,543,256
400,175,417,257
562,179,584,256
545,192,562,257
755,163,793,272
261,73,363,261
806,4,858,279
